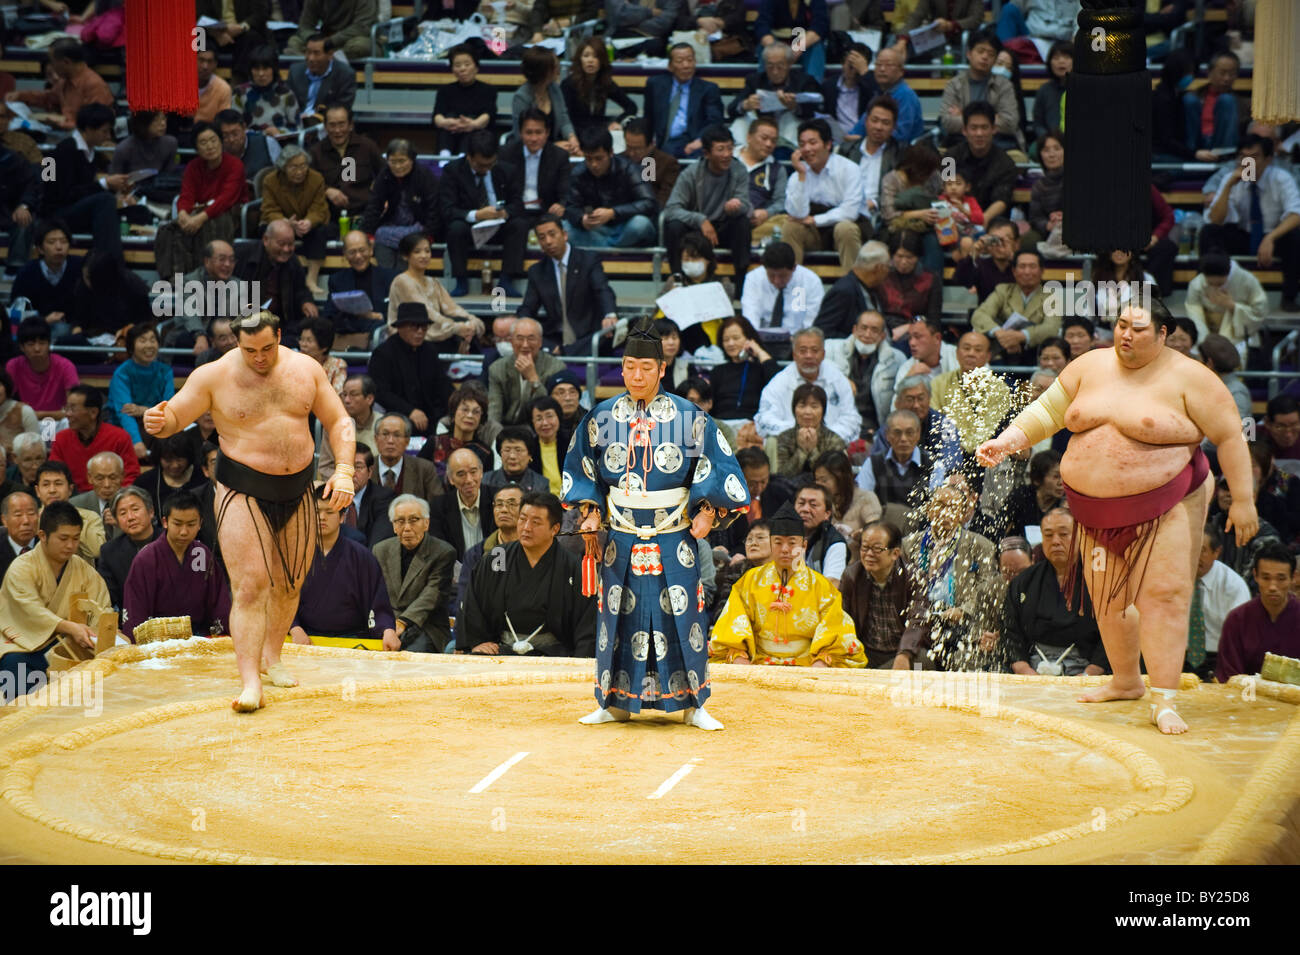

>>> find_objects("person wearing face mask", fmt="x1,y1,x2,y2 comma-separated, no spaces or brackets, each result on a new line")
827,309,902,441
938,30,1024,152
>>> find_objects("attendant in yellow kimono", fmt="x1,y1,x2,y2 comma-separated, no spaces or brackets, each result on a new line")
0,502,112,701
711,504,866,667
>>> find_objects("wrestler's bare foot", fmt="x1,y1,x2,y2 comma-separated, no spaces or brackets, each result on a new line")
682,707,724,731
232,686,263,712
262,662,298,688
1149,689,1188,735
1077,678,1147,704
578,705,630,724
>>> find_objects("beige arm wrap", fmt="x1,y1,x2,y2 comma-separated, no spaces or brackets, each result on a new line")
1010,378,1070,447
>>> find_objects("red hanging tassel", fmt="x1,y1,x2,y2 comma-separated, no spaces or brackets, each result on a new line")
126,0,200,115
581,548,599,597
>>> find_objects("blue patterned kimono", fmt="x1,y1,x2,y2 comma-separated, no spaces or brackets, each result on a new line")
562,390,750,713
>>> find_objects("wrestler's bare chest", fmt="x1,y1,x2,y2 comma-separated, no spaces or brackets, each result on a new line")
1065,374,1200,446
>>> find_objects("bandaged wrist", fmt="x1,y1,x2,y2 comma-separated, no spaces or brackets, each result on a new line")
334,463,355,477
1009,378,1069,447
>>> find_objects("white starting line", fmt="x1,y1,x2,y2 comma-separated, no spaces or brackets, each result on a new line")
468,751,530,793
647,757,703,800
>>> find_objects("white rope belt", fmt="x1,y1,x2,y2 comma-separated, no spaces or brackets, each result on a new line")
606,487,691,540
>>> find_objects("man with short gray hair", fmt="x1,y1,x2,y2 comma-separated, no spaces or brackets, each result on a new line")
753,327,861,442
372,492,457,652
370,412,444,503
487,317,566,426
858,408,939,505
814,240,888,338
70,451,126,540
727,42,823,147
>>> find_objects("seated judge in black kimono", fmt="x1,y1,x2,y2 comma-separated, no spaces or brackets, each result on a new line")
459,491,596,656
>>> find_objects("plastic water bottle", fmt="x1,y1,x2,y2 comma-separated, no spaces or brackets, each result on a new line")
773,225,783,245
338,211,351,239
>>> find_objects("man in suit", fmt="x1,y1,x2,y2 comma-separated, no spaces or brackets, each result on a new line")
287,34,358,128
500,107,571,246
969,249,1059,361
350,444,395,546
438,129,529,298
0,491,39,584
321,230,397,348
517,215,619,352
373,494,457,652
431,448,498,561
67,451,125,542
727,43,822,147
232,221,319,338
371,412,445,505
37,103,124,261
487,317,567,426
368,303,453,435
643,43,725,158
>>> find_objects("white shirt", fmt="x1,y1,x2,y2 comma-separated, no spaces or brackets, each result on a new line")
740,265,824,333
815,540,847,581
74,128,110,192
1211,162,1300,232
754,360,862,443
522,146,543,209
1197,559,1251,653
858,140,887,215
784,153,861,228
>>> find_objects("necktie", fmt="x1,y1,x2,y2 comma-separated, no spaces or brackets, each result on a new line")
559,260,574,346
344,503,358,528
383,469,397,490
668,84,683,140
1248,181,1264,254
1186,579,1206,669
769,287,785,328
475,173,488,208
21,542,33,553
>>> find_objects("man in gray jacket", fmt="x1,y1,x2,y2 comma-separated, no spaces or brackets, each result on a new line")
663,124,753,278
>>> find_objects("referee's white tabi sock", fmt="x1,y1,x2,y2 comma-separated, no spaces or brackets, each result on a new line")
578,705,631,724
683,707,723,731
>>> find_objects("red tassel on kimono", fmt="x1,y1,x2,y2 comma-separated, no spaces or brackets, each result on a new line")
125,0,200,114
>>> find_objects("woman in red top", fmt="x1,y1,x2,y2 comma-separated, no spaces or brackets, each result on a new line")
156,121,248,276
877,231,941,332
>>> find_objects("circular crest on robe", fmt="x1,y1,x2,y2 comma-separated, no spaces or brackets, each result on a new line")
617,471,643,492
641,672,660,699
560,472,573,497
607,585,622,615
687,669,700,692
661,585,689,615
668,670,686,696
630,630,649,661
598,622,609,652
688,622,704,652
716,430,733,456
654,508,669,527
604,539,617,566
676,540,695,568
691,414,707,446
724,473,747,501
582,457,596,480
604,442,628,472
567,430,578,453
648,394,676,422
611,395,635,422
599,669,611,694
653,631,667,659
693,456,712,484
615,670,630,692
653,443,684,473
620,590,636,615
587,418,599,446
